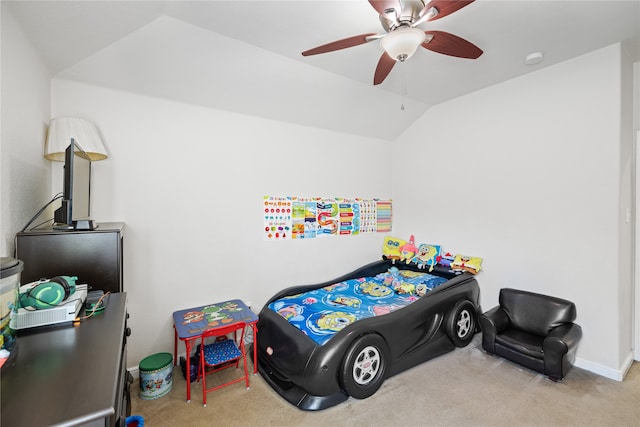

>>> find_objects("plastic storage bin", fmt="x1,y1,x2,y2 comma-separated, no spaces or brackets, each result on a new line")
0,257,22,369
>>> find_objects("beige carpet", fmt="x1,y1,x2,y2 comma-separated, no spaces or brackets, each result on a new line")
131,336,640,426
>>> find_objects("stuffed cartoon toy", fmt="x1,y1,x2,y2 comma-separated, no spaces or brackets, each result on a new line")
438,251,456,268
382,236,406,262
415,283,428,297
399,235,418,264
451,254,483,274
378,266,400,286
392,282,415,295
411,244,441,271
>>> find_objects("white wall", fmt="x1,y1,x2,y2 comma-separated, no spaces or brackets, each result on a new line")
618,41,636,370
0,5,52,257
51,80,392,367
4,5,635,380
392,44,632,379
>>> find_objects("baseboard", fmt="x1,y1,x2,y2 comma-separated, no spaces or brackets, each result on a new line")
128,350,185,380
128,366,139,379
574,352,635,381
129,351,636,383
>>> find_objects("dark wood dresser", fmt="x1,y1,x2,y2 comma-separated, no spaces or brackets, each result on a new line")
1,293,131,426
16,222,124,295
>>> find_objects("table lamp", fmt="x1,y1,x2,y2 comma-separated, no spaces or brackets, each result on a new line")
44,117,108,161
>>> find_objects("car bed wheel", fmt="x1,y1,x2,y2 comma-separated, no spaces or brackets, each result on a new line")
340,334,388,399
446,300,476,347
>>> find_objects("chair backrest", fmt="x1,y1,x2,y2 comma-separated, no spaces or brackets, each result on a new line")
201,322,246,342
499,288,577,336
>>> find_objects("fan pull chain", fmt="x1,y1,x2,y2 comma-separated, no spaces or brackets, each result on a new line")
400,64,407,111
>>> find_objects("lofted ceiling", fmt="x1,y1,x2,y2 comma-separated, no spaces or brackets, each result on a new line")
5,0,640,141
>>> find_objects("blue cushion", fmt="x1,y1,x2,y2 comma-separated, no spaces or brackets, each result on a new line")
203,339,241,366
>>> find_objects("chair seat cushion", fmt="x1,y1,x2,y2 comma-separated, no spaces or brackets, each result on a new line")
203,339,242,366
495,328,544,359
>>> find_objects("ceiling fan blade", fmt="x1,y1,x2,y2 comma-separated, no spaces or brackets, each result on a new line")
421,0,475,22
373,52,396,85
302,33,378,56
422,30,483,59
369,0,401,16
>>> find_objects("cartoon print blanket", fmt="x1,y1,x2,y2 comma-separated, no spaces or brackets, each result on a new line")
268,269,448,345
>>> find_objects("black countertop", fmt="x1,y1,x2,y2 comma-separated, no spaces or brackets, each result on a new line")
1,293,127,426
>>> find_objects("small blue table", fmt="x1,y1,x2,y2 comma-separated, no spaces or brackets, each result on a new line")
172,299,258,402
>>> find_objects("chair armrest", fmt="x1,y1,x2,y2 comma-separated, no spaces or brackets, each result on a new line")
543,323,583,356
479,306,510,353
479,306,510,334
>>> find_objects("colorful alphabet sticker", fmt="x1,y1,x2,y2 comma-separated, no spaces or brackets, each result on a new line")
264,196,391,240
263,196,292,240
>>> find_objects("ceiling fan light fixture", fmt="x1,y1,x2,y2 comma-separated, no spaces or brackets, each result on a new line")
380,27,426,62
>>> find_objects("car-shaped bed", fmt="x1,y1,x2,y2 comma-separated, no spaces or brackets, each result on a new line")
256,258,480,410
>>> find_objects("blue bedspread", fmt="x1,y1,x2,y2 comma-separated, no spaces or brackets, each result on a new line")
268,269,448,345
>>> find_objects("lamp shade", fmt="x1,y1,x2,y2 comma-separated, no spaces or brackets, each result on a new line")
45,117,108,161
380,27,426,62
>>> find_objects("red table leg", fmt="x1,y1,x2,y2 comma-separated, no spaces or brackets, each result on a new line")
173,327,178,366
184,340,192,402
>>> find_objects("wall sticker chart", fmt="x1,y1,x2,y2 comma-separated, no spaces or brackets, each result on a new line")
264,196,392,241
375,199,392,233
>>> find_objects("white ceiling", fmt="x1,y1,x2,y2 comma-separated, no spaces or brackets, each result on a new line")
5,0,640,141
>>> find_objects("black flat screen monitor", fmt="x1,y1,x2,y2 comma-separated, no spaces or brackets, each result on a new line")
53,139,95,230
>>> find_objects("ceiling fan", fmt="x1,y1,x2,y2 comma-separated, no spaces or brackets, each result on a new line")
302,0,483,85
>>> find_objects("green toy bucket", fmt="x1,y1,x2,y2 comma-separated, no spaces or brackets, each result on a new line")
139,352,173,400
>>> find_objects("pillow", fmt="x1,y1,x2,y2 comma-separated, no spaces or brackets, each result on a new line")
382,236,406,262
451,254,483,274
411,244,441,271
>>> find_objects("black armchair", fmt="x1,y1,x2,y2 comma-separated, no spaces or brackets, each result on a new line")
479,288,582,381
